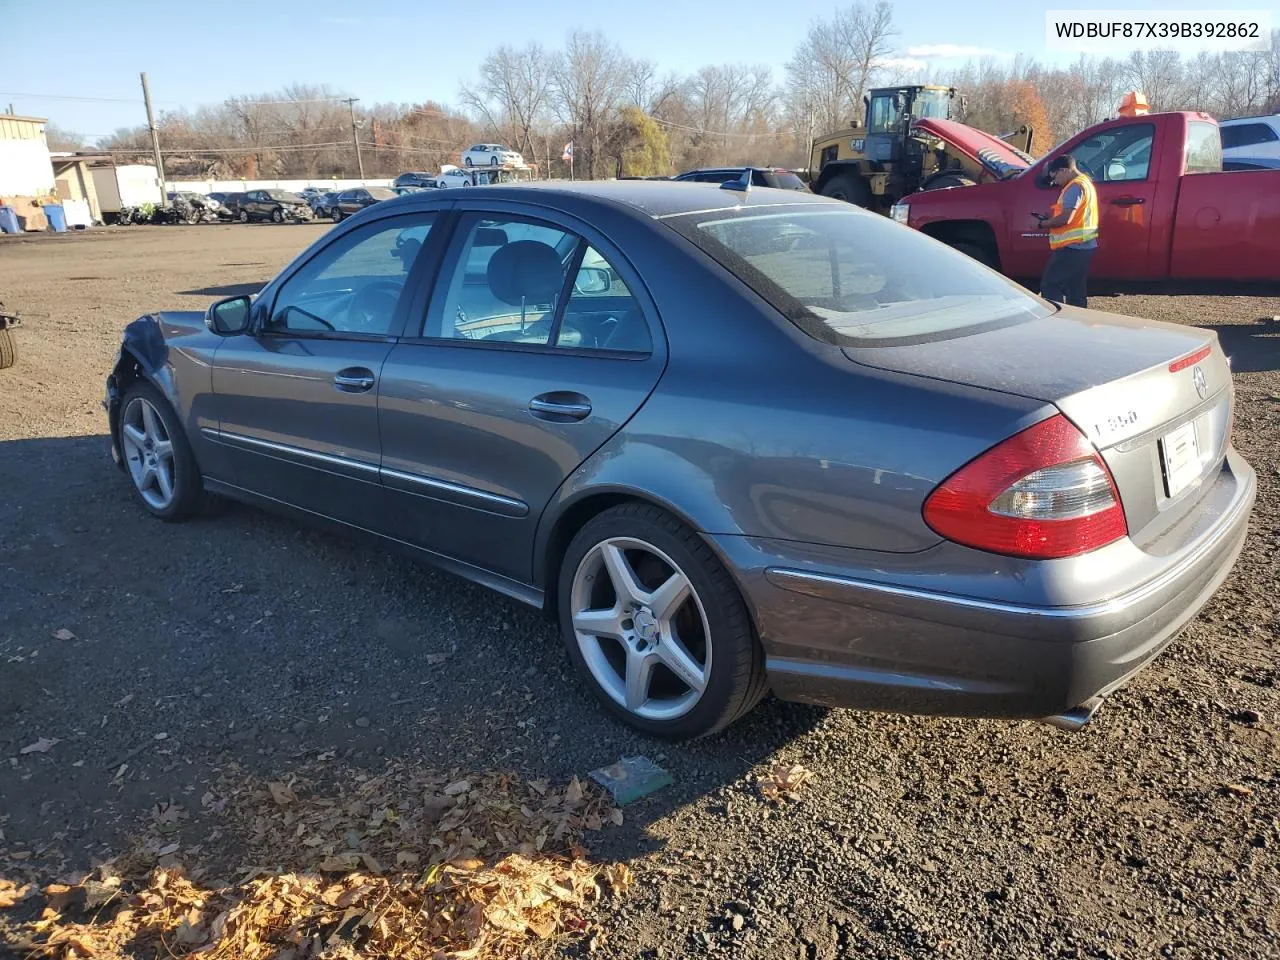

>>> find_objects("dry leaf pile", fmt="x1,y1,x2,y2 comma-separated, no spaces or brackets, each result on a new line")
3,762,632,959
757,762,814,802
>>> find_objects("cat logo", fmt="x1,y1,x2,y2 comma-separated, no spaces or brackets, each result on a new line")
851,138,864,152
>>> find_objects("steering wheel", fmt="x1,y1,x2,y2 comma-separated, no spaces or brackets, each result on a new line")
346,280,403,333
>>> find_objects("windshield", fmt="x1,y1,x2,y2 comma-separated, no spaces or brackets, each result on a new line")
666,207,1050,344
912,90,951,120
368,187,397,199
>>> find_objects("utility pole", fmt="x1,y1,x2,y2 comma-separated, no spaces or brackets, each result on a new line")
344,97,365,179
140,72,167,208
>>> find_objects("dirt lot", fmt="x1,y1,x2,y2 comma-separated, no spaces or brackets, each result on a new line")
2,224,1279,959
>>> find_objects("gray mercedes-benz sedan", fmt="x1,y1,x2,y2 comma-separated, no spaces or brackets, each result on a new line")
104,180,1255,739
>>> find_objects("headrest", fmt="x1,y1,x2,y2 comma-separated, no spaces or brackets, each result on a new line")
486,240,564,306
474,227,509,247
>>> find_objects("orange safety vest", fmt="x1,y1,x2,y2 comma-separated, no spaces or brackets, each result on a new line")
1048,173,1098,250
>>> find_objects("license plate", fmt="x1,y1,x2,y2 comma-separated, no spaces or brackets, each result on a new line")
1160,421,1201,497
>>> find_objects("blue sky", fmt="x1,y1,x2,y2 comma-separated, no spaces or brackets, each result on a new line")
2,0,1273,140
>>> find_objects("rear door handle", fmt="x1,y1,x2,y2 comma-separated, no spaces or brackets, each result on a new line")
529,392,592,422
1111,196,1145,206
334,368,376,392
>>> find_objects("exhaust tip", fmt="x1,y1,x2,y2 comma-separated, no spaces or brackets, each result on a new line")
1042,697,1103,732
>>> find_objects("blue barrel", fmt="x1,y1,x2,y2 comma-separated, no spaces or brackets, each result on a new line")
0,206,18,234
44,204,67,232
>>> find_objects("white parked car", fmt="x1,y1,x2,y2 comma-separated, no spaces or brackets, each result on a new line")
434,168,474,189
461,143,524,168
1220,115,1280,161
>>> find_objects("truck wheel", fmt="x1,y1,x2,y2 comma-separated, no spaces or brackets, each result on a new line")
819,171,873,208
922,173,976,190
950,240,998,271
0,328,16,370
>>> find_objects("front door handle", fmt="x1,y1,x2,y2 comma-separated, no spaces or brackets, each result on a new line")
334,368,376,392
1111,196,1145,206
529,392,592,422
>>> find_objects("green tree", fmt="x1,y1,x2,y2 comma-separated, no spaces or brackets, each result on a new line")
609,107,671,178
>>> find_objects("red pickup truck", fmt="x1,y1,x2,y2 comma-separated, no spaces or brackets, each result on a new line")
892,111,1280,282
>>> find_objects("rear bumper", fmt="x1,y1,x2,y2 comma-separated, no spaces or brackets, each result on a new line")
714,450,1256,719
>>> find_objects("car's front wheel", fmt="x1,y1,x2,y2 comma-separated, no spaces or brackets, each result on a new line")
559,503,767,739
238,209,249,223
117,382,203,521
332,208,343,222
271,207,284,223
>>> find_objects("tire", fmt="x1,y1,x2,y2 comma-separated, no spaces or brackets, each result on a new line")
271,207,284,224
0,327,16,370
558,503,767,740
490,156,499,166
464,157,473,167
332,208,343,222
819,171,873,208
117,381,205,521
950,240,999,271
238,209,249,223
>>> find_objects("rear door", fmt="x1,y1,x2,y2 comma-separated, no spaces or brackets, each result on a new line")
209,211,440,528
377,204,666,584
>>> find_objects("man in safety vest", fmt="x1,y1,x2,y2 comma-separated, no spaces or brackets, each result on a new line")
1034,154,1098,308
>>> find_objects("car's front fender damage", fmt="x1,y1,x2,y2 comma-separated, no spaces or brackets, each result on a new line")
104,315,171,469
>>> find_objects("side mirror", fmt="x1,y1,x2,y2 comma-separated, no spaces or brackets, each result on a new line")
206,295,251,335
574,267,611,295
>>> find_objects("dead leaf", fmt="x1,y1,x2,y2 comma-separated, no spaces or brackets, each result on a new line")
1223,783,1254,797
52,629,76,641
564,776,584,807
318,852,362,873
443,779,471,797
605,863,633,894
20,737,60,755
268,781,296,806
608,808,624,827
0,879,31,908
395,851,420,867
758,761,814,801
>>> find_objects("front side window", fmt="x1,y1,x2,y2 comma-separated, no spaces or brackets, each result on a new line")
1185,121,1223,174
266,215,435,337
425,216,650,352
666,207,1050,344
1070,123,1154,182
868,96,897,134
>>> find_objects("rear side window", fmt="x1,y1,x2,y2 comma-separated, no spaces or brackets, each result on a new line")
1185,121,1223,174
770,170,808,190
1221,122,1278,149
666,207,1050,344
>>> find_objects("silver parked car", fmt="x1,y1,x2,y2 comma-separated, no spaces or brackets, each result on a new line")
104,181,1255,739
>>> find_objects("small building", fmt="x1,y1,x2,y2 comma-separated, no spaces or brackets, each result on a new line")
0,113,55,198
50,152,112,223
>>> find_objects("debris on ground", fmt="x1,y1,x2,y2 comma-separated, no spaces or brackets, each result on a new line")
589,756,674,805
2,760,630,959
757,762,813,802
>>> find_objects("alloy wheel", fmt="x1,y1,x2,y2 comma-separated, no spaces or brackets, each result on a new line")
120,396,176,510
570,536,712,721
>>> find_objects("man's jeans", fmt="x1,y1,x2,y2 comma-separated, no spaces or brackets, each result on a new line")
1040,246,1096,308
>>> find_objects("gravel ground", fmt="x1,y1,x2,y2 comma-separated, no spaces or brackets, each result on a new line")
1,225,1279,959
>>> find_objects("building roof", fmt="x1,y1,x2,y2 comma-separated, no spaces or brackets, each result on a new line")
0,114,48,125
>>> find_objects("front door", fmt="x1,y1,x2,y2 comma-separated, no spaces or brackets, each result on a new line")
377,209,666,586
210,211,439,528
1010,120,1161,281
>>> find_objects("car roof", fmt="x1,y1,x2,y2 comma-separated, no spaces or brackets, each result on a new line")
1220,115,1279,125
374,178,839,220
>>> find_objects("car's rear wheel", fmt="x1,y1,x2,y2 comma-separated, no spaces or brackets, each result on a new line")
118,382,203,521
559,503,767,739
238,209,249,223
271,207,284,223
464,157,473,167
490,156,499,166
332,207,343,222
0,327,16,369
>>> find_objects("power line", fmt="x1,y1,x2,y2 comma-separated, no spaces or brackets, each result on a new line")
0,91,141,104
650,116,778,139
102,141,351,156
0,91,351,107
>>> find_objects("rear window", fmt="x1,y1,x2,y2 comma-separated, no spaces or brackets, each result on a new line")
1221,122,1278,149
368,187,397,199
666,207,1051,344
267,190,301,201
770,170,808,190
1185,121,1222,174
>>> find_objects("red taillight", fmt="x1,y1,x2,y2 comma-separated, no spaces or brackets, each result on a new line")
1168,345,1211,373
923,414,1128,560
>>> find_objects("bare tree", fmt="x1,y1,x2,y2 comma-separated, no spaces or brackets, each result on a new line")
550,30,626,178
459,44,551,157
785,1,896,133
44,123,87,151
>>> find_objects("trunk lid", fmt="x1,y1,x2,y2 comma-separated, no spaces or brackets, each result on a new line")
843,305,1234,545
